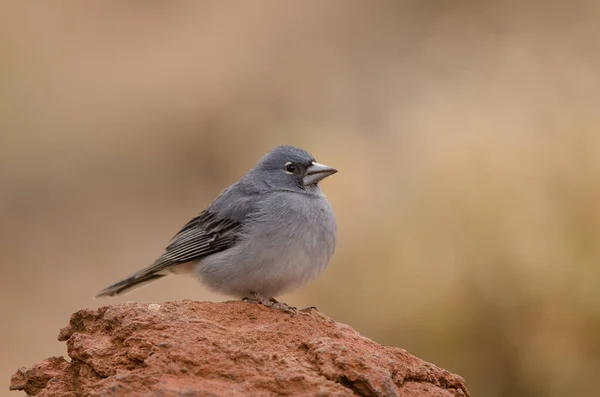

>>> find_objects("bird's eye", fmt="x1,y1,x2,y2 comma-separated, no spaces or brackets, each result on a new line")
284,162,296,174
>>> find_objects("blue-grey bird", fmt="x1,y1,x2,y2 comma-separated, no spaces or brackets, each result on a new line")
96,145,337,311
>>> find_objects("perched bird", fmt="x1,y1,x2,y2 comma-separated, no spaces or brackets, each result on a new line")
96,145,338,312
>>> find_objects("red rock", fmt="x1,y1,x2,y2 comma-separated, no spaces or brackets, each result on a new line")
10,300,469,397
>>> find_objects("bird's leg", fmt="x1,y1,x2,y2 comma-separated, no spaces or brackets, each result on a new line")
243,292,297,315
243,291,273,307
271,297,315,314
269,297,297,314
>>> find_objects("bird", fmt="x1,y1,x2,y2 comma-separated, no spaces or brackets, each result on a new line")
96,145,338,313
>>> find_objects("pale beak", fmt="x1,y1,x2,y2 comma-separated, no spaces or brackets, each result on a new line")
303,161,338,185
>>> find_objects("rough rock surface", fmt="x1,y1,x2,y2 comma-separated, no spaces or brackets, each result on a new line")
10,300,469,397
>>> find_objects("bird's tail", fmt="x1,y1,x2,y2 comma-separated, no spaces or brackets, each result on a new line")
95,272,167,298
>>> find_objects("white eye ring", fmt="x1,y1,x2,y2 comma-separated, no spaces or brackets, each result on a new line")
284,162,296,174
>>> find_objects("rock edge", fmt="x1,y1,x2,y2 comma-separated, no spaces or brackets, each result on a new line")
10,300,469,397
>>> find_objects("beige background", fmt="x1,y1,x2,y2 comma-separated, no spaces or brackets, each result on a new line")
2,2,600,397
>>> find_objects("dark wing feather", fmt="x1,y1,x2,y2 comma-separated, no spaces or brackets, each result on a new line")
143,211,242,275
95,211,242,298
96,180,260,298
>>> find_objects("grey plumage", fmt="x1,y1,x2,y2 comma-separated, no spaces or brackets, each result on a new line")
96,145,337,302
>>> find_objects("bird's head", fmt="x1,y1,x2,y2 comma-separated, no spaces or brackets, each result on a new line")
248,145,337,193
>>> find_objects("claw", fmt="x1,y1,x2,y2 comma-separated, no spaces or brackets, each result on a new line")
242,292,297,316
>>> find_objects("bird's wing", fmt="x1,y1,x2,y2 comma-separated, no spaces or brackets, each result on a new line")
140,210,242,276
145,180,265,276
95,209,246,297
95,180,262,297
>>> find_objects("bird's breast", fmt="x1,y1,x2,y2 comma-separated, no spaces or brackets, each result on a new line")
242,193,336,291
195,192,337,298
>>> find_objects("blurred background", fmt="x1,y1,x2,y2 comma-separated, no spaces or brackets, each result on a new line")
2,1,600,396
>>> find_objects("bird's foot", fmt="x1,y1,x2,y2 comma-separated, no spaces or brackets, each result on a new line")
269,297,297,315
242,293,270,306
243,293,297,315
